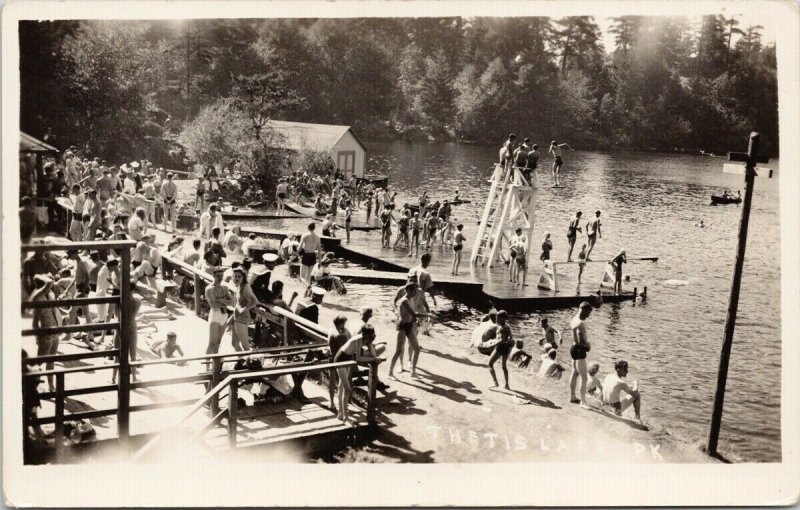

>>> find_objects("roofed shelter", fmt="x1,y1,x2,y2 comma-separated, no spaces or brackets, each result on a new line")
20,132,59,201
266,120,367,179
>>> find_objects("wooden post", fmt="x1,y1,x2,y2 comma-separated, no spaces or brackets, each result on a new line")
118,247,131,448
228,380,238,449
367,361,377,425
210,358,222,416
552,263,559,293
54,372,65,460
193,273,201,316
707,132,768,456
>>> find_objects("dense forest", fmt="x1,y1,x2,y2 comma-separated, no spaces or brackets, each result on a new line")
20,16,779,166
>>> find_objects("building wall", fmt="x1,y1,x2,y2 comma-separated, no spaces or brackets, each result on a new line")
333,131,365,178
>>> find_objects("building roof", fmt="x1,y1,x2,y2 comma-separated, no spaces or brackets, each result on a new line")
265,120,367,153
20,132,59,153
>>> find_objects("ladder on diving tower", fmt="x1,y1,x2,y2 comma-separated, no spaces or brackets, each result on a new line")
471,164,538,267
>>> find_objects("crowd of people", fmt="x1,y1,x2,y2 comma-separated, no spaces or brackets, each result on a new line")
21,144,646,444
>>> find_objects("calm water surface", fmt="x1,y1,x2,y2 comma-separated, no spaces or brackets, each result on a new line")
246,141,782,461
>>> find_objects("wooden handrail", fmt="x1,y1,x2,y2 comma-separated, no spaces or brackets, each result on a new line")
21,240,137,252
22,321,120,337
22,296,119,309
25,349,119,364
130,342,327,368
132,359,361,461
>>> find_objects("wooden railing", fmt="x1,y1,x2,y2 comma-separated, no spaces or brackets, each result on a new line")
23,240,381,460
132,357,380,461
22,240,135,458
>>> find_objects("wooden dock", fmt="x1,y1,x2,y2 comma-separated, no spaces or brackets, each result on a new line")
335,233,639,311
285,201,382,231
220,209,305,220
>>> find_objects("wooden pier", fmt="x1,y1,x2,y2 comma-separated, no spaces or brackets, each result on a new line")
335,235,640,311
285,201,382,231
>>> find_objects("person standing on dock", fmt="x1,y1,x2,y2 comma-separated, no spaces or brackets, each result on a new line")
365,192,374,223
409,253,438,307
513,234,529,286
610,249,627,294
577,243,587,283
569,301,593,409
160,172,178,233
343,200,353,244
499,134,517,172
229,267,258,352
548,140,573,186
567,211,583,261
513,138,531,170
525,144,540,184
206,267,233,355
451,223,466,275
379,204,395,248
585,210,602,261
276,178,289,213
298,221,322,287
409,212,422,257
540,232,553,265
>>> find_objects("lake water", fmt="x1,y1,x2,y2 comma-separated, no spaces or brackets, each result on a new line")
244,141,782,462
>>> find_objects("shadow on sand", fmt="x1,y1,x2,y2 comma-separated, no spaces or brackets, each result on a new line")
585,406,649,431
421,347,487,369
488,387,561,410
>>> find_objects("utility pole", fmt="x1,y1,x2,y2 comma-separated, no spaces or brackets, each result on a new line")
706,131,771,457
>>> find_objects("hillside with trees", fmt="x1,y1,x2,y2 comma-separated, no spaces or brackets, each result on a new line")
20,16,778,165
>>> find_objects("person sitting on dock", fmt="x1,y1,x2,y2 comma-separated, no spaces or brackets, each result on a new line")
567,211,583,261
569,301,593,409
311,252,346,295
601,360,642,422
299,222,322,288
538,318,562,352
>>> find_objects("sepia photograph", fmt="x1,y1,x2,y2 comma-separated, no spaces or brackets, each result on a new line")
3,0,799,507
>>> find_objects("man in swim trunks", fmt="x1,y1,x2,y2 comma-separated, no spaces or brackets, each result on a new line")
408,253,437,307
499,133,516,172
567,211,582,261
298,221,322,287
538,317,562,351
585,210,602,261
601,360,642,421
548,140,573,186
569,301,593,409
389,283,425,379
525,144,540,184
276,178,289,213
487,310,513,389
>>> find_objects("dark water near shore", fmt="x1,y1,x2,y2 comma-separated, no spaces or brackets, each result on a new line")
244,141,782,462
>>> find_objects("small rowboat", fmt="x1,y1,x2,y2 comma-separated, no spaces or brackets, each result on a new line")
710,195,741,205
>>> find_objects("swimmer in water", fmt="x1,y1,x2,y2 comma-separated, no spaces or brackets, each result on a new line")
696,219,705,228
